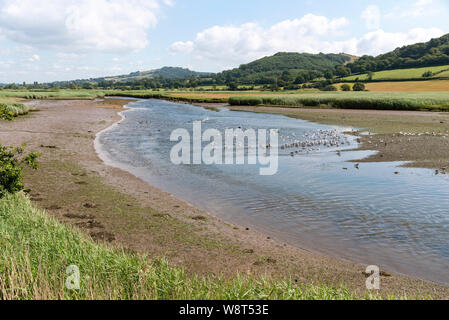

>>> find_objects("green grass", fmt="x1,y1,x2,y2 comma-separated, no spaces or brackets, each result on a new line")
229,92,449,111
342,65,449,81
0,192,364,300
0,89,104,100
0,100,32,120
107,90,231,103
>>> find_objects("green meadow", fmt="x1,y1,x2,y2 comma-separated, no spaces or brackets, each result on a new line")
342,65,449,81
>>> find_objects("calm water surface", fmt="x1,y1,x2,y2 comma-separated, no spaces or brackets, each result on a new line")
96,99,449,284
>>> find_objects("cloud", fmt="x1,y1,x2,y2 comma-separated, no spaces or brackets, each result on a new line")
169,41,194,55
0,0,172,53
170,14,351,66
28,54,40,62
163,0,175,7
361,5,381,30
169,14,445,70
386,0,445,19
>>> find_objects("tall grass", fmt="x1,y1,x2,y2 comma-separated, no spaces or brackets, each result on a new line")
0,193,361,300
229,92,449,111
0,101,32,120
0,90,104,100
108,90,230,103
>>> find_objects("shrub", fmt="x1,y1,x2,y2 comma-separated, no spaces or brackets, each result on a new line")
0,143,39,198
0,103,15,120
340,84,351,91
353,82,366,91
422,71,434,78
320,85,338,92
0,102,31,120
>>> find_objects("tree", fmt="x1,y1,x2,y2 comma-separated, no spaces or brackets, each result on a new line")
321,85,337,91
340,84,351,91
353,82,366,91
0,143,39,198
227,82,238,91
324,70,334,79
335,65,351,77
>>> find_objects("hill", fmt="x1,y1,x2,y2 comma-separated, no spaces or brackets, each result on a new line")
347,33,449,74
103,67,211,82
216,52,355,85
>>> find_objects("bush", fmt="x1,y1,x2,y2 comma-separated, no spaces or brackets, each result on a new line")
0,143,39,198
340,84,351,91
0,103,15,120
422,71,434,78
0,102,31,120
353,82,366,91
320,85,337,91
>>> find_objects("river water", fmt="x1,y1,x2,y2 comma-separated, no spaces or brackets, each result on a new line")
96,98,449,285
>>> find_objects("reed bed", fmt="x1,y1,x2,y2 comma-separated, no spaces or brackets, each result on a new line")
0,90,104,100
229,92,449,111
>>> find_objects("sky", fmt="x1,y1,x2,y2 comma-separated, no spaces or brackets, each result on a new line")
0,0,448,83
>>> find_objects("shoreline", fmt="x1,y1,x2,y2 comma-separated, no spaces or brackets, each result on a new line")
1,98,448,298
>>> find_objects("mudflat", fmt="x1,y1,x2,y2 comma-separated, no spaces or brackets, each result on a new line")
1,99,448,298
228,105,449,169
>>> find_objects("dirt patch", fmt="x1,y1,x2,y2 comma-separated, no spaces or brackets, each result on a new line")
64,213,94,220
90,231,116,242
76,220,105,229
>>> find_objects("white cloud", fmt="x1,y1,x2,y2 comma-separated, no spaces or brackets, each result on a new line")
0,0,170,53
169,14,445,70
361,5,381,30
163,0,175,7
28,54,40,62
170,14,351,67
169,41,194,55
357,28,444,56
386,0,443,19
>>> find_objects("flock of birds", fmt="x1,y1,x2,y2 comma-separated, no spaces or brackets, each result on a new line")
277,129,352,156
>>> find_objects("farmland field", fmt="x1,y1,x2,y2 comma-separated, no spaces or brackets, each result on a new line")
342,65,449,81
335,80,449,92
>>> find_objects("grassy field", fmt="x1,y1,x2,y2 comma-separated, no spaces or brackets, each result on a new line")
229,92,449,111
2,88,449,112
0,89,104,100
342,65,449,81
106,89,276,103
335,80,449,92
0,192,363,300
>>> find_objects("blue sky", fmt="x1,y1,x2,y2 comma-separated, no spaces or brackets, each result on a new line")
0,0,448,83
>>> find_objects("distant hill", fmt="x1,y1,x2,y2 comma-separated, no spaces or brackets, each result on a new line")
347,33,449,74
216,52,355,84
103,67,212,82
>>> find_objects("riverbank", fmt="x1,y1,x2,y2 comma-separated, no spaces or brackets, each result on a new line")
0,99,448,299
